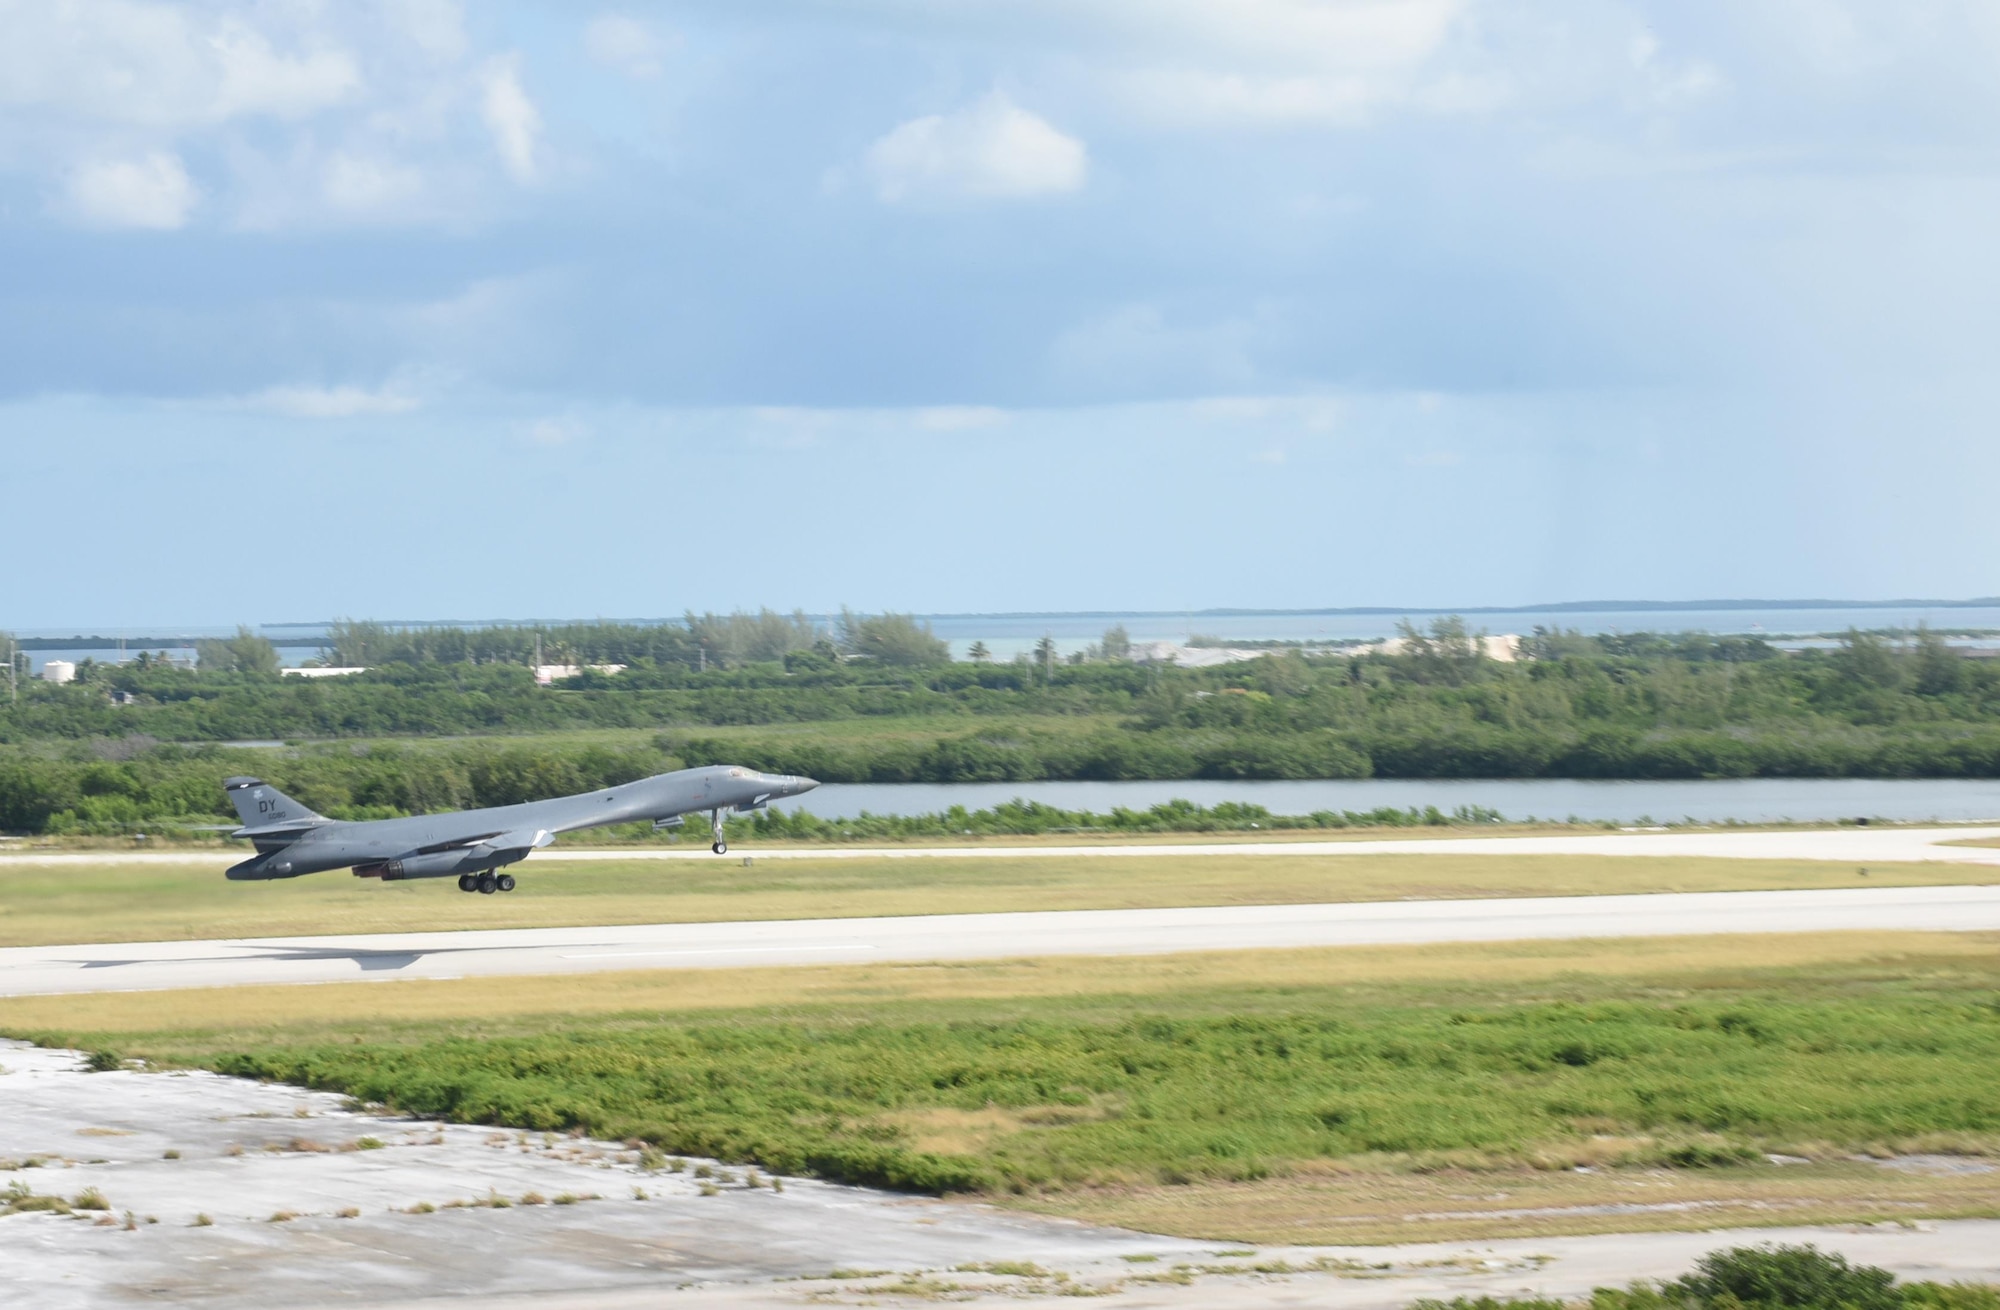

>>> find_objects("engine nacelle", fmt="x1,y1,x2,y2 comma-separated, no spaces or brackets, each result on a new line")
353,847,523,881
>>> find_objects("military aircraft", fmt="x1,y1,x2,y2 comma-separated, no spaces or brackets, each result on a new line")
222,765,818,894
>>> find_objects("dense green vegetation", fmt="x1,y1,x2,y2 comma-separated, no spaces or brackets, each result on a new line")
63,960,2000,1196
5,618,2000,834
1423,1245,2000,1310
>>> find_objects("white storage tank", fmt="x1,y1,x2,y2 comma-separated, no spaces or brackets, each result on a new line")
41,660,76,685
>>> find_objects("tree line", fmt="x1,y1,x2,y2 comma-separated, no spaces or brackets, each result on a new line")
4,619,2000,831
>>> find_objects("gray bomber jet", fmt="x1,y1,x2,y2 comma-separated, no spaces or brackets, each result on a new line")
222,765,818,894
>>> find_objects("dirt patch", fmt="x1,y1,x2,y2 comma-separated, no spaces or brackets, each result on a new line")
1010,1157,2000,1245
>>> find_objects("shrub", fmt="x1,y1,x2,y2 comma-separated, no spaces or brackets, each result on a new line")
1665,1244,1900,1310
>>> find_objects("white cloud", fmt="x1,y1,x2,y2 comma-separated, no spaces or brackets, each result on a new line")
1094,0,1461,68
1116,69,1391,127
865,94,1086,203
244,383,420,417
584,13,670,79
1628,31,1723,107
481,56,542,183
320,152,426,218
0,3,357,129
209,20,360,120
65,152,198,229
997,0,1476,128
386,0,468,61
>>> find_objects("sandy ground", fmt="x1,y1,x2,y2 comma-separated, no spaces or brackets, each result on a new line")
2,1041,1997,1310
2,883,1997,997
6,825,2000,868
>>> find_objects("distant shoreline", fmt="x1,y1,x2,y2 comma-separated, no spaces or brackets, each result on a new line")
17,597,2000,646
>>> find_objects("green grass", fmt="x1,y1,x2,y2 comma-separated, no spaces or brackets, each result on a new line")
20,942,2000,1201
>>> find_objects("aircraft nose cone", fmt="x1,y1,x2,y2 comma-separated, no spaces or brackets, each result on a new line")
794,776,819,795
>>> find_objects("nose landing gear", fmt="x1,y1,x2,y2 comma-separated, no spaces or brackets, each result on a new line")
708,808,728,856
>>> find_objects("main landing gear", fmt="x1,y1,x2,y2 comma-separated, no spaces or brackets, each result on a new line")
458,872,517,894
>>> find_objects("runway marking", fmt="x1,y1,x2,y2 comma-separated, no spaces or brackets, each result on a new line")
560,944,876,960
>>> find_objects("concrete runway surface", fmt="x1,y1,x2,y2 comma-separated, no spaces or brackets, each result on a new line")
3,883,1999,997
6,824,2000,868
2,1042,1997,1310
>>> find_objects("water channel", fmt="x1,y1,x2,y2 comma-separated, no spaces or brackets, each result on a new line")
782,778,2000,825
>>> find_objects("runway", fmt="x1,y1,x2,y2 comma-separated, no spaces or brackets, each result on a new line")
3,883,1997,998
5,824,2000,867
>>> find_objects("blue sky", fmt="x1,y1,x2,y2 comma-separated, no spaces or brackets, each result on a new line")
3,1,1999,628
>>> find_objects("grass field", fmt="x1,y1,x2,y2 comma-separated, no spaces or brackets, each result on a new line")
8,931,1999,1243
0,851,1980,946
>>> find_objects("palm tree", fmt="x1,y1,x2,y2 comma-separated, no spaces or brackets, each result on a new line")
968,641,991,663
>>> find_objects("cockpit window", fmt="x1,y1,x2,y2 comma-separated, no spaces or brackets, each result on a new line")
728,768,747,777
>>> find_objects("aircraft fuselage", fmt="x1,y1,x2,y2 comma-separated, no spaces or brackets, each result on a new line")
225,765,816,882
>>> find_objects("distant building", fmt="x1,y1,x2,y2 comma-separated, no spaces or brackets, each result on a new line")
535,664,627,685
1125,642,1267,668
281,667,370,678
1349,634,1522,662
40,660,76,685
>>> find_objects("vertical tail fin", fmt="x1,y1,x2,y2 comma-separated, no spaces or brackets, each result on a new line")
223,776,324,827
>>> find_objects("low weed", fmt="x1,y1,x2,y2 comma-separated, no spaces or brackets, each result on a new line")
3,1180,71,1215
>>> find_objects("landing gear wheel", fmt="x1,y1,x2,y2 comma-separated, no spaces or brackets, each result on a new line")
458,874,477,893
711,840,727,855
477,872,498,895
496,874,516,892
